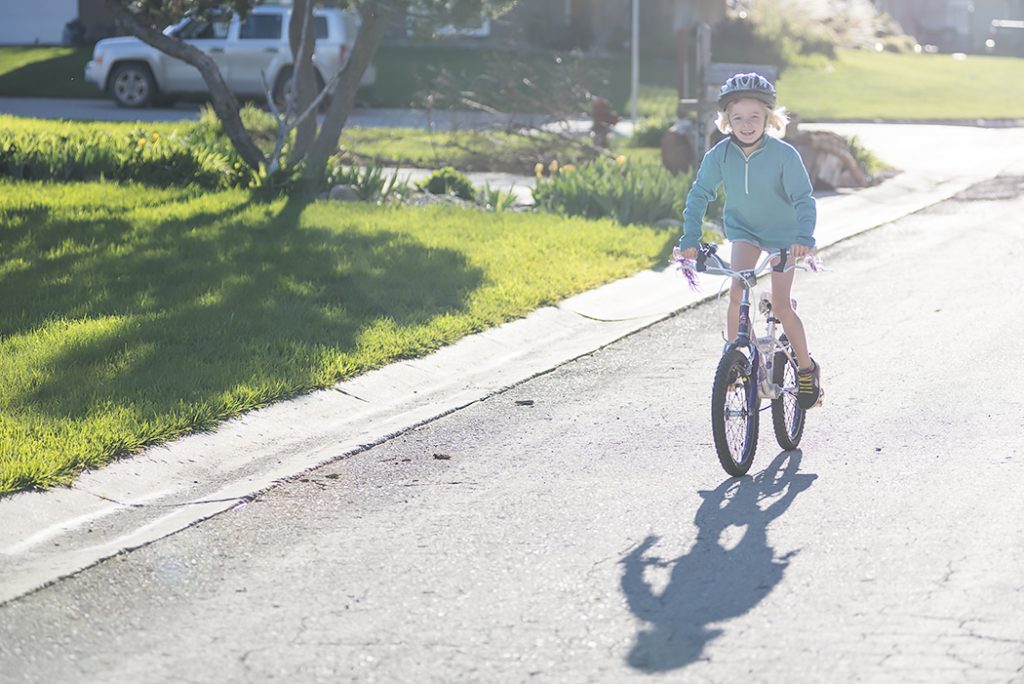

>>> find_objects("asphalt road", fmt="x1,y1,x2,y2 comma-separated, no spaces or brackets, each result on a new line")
1,171,1023,681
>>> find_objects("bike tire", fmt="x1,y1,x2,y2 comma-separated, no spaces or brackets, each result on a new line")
771,350,806,450
711,349,759,476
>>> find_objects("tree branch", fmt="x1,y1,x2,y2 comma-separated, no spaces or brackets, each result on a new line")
102,0,265,169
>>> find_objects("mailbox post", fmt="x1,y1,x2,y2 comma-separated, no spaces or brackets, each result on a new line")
662,23,779,172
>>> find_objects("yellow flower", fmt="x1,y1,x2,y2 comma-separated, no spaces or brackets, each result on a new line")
615,155,627,165
534,162,544,177
548,159,559,173
137,138,146,147
151,133,160,142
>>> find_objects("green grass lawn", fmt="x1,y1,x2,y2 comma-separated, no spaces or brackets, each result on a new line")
0,179,674,496
778,49,1024,120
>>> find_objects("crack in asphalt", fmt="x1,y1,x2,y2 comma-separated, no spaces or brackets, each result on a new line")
83,490,252,509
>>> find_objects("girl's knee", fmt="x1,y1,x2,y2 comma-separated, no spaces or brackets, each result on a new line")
773,303,800,325
771,294,796,317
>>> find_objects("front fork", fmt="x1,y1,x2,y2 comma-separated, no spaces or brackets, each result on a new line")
727,298,786,403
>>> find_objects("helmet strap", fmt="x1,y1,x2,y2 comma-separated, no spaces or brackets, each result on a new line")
732,131,766,150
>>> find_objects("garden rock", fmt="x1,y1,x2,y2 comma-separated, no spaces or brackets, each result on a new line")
403,192,476,210
785,115,868,190
329,185,363,202
660,120,697,174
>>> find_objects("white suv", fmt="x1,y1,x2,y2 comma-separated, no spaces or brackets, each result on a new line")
85,4,375,108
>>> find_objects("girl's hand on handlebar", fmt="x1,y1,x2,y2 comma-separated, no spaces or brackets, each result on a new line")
671,246,701,291
790,243,814,259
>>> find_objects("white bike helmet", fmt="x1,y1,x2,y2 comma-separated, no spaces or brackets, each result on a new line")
717,72,776,110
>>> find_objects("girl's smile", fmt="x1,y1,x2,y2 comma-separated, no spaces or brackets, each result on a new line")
727,98,768,148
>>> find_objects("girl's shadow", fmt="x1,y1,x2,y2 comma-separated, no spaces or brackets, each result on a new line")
620,449,816,672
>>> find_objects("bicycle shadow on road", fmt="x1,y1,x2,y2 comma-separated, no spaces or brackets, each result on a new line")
620,449,817,673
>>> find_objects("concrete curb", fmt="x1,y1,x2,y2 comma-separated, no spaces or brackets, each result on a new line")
2,123,1023,606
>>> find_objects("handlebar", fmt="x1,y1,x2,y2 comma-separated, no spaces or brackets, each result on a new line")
673,242,822,292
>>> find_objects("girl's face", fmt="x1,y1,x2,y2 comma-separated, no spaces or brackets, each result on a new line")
727,98,767,146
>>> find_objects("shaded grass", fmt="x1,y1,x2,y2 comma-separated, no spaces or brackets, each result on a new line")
0,180,675,496
0,46,95,98
361,44,678,118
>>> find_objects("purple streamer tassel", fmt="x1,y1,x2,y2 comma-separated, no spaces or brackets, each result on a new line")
671,247,701,292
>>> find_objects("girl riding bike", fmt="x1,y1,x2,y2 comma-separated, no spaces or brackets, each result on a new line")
676,72,822,410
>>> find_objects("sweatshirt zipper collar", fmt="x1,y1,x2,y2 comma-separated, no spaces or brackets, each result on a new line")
730,136,767,195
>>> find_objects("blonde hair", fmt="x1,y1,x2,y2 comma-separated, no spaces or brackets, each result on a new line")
716,99,790,135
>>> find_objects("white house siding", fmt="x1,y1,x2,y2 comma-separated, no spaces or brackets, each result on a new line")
877,0,1022,51
0,0,77,45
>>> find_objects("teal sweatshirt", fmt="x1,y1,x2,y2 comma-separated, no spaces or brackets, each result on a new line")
678,135,816,250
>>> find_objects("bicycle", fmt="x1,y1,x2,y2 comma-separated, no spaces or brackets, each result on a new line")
675,242,820,477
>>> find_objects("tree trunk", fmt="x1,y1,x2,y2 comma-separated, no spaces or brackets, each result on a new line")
303,0,397,190
102,0,265,170
288,0,318,164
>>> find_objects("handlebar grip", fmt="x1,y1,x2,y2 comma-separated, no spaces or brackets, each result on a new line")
773,249,788,273
696,242,714,272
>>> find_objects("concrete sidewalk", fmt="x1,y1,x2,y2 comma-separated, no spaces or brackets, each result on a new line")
2,122,1023,605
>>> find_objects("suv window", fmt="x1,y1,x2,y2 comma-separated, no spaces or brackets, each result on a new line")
240,14,283,40
176,18,230,40
314,16,328,39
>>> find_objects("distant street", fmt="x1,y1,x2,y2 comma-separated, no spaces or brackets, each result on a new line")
2,165,1023,681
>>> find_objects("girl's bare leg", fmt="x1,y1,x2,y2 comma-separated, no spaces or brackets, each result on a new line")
727,241,763,342
769,266,813,370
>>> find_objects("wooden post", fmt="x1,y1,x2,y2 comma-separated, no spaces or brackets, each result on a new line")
694,23,713,159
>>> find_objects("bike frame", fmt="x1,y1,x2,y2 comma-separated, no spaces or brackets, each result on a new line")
700,247,802,406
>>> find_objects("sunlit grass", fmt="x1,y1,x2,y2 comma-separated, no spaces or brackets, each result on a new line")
779,48,1024,119
0,179,675,496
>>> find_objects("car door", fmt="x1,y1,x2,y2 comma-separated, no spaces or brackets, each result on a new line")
226,9,287,97
161,15,232,93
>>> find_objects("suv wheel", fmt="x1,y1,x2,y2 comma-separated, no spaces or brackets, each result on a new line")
109,63,157,108
272,68,327,111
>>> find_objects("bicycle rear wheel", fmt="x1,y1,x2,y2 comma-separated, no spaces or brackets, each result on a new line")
711,349,759,476
771,350,806,450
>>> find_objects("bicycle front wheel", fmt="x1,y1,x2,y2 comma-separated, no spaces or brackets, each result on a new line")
711,349,759,476
771,350,806,450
